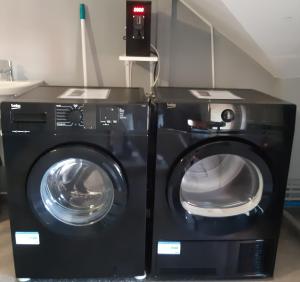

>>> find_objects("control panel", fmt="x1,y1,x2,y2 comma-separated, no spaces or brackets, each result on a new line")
56,104,84,127
3,102,148,134
99,107,119,126
55,104,129,130
160,103,246,132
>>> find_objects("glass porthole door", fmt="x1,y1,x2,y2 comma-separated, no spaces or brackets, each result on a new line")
40,158,115,226
27,145,127,233
168,141,273,219
180,154,263,217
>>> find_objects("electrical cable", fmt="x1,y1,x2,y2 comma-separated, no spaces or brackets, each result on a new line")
150,44,160,87
150,50,158,79
153,61,158,81
150,50,158,80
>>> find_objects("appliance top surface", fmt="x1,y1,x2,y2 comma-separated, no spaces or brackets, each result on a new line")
7,86,147,104
155,87,293,105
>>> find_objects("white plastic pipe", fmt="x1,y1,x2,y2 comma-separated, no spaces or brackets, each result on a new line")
179,0,215,88
80,4,88,88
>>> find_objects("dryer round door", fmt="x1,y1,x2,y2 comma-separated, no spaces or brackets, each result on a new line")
27,145,127,231
168,140,273,219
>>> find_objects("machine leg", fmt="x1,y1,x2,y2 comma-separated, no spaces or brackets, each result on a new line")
134,271,147,280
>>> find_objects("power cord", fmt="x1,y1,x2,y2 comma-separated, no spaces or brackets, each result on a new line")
150,44,160,87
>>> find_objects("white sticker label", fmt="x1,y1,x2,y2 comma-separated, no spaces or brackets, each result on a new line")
15,232,40,245
157,241,181,255
190,90,243,100
59,88,110,100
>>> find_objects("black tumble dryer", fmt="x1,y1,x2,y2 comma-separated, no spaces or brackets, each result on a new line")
150,87,296,280
1,86,148,280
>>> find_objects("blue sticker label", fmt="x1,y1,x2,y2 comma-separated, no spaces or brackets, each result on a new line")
157,241,181,255
15,232,40,245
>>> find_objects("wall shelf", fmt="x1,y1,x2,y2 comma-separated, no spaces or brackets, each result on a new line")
119,55,158,88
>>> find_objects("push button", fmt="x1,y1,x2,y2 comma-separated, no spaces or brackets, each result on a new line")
221,109,235,122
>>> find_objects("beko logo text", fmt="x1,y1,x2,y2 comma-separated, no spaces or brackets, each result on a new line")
11,104,21,109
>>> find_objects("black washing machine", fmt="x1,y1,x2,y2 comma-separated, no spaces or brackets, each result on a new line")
1,86,148,280
150,87,296,280
0,97,8,219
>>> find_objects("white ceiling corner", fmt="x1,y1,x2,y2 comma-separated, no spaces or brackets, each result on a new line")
181,0,300,79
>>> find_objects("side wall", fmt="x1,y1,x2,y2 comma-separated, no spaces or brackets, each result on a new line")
0,0,276,93
275,78,300,181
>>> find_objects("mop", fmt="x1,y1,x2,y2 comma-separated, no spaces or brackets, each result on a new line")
80,3,88,88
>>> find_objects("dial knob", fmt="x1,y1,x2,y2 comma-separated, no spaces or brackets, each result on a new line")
221,109,235,122
67,109,83,125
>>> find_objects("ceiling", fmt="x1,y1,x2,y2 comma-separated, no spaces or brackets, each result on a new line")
182,0,300,79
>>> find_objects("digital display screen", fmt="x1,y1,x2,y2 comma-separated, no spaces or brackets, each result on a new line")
133,6,145,15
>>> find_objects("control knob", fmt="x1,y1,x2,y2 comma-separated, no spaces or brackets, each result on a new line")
221,109,235,122
67,109,83,125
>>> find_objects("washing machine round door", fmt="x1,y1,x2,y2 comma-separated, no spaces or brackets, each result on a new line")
168,140,273,218
27,145,127,229
40,158,115,226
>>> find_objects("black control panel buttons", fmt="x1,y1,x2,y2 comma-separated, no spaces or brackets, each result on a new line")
100,107,119,126
221,109,235,123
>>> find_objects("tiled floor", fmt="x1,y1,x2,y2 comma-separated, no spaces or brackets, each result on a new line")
0,218,300,282
0,220,15,282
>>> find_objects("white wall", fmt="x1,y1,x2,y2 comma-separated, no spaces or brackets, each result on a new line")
0,0,276,94
157,0,277,94
214,31,277,94
275,78,300,180
0,0,156,89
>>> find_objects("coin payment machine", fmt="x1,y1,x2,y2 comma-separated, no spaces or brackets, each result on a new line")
126,1,151,56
